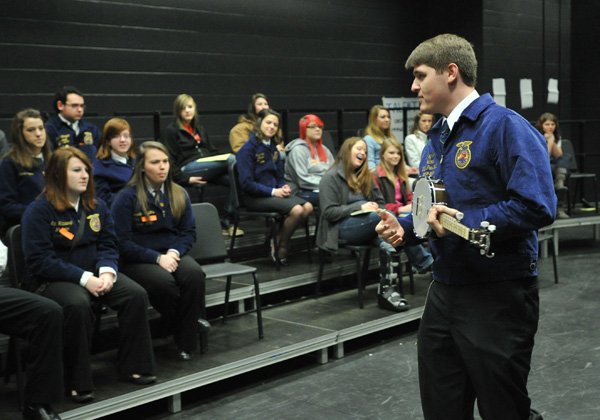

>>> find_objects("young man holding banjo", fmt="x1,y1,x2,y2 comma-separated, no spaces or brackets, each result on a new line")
377,34,555,420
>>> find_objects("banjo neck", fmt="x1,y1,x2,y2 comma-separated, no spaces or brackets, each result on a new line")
438,212,471,241
412,177,495,258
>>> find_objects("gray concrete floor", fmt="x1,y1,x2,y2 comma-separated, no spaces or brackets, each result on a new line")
140,226,600,420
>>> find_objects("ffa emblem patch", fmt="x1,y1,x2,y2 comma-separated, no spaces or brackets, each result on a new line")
273,150,279,162
83,131,94,145
455,141,473,169
58,134,71,147
256,152,266,164
88,213,101,232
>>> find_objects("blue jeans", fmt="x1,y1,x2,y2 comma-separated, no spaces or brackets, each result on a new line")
404,244,433,271
339,212,380,245
181,160,228,183
181,159,233,225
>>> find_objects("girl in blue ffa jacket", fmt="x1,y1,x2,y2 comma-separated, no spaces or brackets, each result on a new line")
22,147,156,404
93,118,136,207
0,109,50,241
111,141,207,361
237,109,314,264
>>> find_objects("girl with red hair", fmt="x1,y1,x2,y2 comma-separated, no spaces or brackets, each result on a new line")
284,114,335,207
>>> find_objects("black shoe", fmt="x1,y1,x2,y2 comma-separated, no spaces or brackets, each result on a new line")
22,404,61,420
197,318,211,332
122,373,157,385
177,350,192,361
378,286,410,312
69,390,94,404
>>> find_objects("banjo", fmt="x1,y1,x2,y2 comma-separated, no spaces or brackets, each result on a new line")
412,177,496,258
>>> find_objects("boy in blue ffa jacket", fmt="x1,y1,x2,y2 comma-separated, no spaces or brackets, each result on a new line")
45,86,101,162
22,147,156,403
377,34,552,420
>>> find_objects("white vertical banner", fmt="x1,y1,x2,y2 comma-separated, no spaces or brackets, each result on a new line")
492,78,506,107
382,96,419,143
547,78,559,104
520,79,534,109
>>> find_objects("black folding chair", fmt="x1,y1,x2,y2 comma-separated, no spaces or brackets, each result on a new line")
189,203,263,339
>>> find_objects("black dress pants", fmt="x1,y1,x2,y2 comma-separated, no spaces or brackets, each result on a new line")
121,255,206,352
0,287,64,404
418,277,540,420
42,274,155,392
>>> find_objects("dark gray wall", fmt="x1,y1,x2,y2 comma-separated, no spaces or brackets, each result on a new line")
0,0,589,154
0,0,422,146
571,1,600,172
478,0,571,122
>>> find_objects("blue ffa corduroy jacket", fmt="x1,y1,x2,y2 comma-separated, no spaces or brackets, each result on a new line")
22,196,118,287
93,157,134,207
110,186,196,264
399,94,556,284
236,133,285,197
45,114,101,162
0,157,45,235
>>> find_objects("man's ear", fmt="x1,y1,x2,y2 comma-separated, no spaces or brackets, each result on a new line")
447,63,459,84
57,100,65,112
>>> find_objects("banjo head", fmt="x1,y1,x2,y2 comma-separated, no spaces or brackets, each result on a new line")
412,177,447,238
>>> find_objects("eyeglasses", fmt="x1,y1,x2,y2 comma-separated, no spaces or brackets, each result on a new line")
306,125,323,130
64,103,86,109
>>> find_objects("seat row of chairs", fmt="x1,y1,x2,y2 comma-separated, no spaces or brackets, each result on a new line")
1,202,264,409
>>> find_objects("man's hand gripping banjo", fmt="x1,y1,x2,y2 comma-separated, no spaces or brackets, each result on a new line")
376,177,496,258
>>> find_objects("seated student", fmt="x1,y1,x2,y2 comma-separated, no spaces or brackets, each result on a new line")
404,112,433,171
284,114,335,207
93,118,136,207
317,136,409,312
362,105,400,171
111,141,207,361
374,139,433,273
229,93,271,154
535,112,571,219
0,288,63,420
45,86,101,162
22,147,156,404
237,109,313,264
162,93,241,236
0,109,51,242
0,129,7,156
